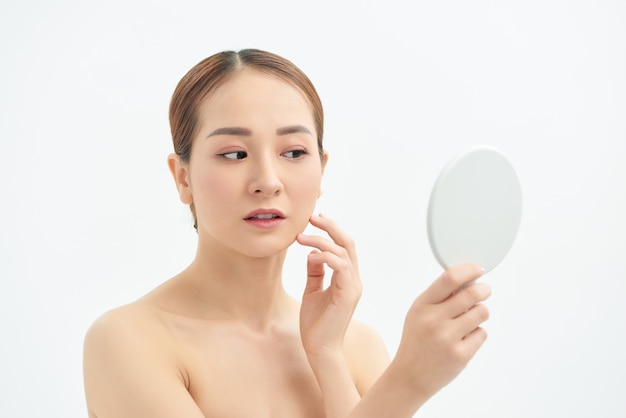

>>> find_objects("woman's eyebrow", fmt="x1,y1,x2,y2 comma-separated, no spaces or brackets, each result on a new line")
207,125,312,138
276,125,313,136
207,127,252,137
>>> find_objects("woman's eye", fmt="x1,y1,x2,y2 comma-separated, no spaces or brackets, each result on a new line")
220,151,247,160
282,149,308,159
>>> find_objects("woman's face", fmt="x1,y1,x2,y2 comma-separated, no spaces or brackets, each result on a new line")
177,68,326,258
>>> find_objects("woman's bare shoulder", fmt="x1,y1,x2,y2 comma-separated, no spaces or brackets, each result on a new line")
345,319,386,345
85,275,185,342
344,319,391,394
83,302,170,386
86,300,163,340
83,294,184,384
83,299,205,417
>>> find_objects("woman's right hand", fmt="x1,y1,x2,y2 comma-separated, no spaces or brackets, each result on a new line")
392,263,491,400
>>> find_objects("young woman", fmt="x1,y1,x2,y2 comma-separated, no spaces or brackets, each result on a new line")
83,49,490,418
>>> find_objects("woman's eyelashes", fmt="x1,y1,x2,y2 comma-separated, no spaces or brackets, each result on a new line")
219,150,248,160
282,148,308,159
217,148,309,160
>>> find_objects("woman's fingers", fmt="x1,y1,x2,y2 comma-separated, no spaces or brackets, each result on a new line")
306,249,351,273
420,263,484,305
304,251,326,294
447,282,492,319
409,264,491,347
297,232,345,256
297,233,352,270
460,325,488,355
298,215,363,361
306,214,359,266
453,303,490,340
296,214,361,294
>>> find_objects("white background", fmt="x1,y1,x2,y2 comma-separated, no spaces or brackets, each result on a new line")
1,0,625,416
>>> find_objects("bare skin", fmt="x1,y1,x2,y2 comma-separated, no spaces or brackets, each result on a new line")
83,272,389,417
83,68,490,418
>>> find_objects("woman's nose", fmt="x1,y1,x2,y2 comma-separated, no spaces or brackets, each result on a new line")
248,156,284,197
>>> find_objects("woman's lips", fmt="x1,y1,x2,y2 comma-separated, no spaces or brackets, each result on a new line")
244,209,285,228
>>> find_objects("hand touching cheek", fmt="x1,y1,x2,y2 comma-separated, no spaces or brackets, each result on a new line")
296,214,362,359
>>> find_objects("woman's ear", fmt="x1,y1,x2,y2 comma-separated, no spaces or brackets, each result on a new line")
167,153,193,205
319,151,329,198
321,151,329,173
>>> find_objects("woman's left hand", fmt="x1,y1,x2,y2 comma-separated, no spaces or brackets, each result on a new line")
296,213,362,361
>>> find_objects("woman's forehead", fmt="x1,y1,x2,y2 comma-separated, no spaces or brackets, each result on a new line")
198,69,316,127
209,68,310,104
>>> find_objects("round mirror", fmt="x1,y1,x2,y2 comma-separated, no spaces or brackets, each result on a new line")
427,146,522,273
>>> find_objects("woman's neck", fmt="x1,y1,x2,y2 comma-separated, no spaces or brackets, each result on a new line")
175,240,297,331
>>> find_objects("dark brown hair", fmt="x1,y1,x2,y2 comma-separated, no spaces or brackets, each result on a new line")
169,49,325,229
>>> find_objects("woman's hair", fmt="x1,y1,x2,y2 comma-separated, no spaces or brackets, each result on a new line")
169,48,324,230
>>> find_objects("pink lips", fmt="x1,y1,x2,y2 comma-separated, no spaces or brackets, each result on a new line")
244,209,285,229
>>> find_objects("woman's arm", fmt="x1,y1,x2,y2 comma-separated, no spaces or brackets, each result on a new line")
83,309,206,418
298,214,490,417
296,213,367,417
349,264,490,417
